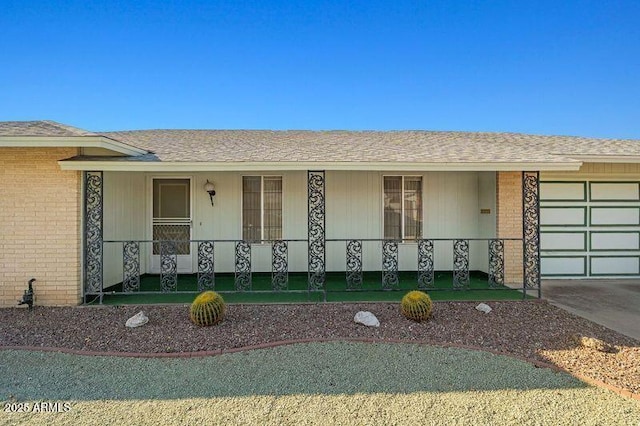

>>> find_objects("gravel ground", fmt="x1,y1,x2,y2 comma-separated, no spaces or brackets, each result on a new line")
0,301,639,397
1,342,639,425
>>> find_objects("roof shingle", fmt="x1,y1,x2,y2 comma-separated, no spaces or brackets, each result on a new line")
3,120,639,164
0,120,97,137
101,129,640,164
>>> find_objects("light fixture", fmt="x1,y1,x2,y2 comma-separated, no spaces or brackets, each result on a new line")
204,180,216,206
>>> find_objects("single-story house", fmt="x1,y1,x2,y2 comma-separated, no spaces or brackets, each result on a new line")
1,120,640,306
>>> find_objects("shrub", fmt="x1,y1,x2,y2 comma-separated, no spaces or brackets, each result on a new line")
401,290,432,322
190,291,226,326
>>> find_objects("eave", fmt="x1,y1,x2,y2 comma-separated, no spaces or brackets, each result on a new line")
564,155,640,163
57,160,584,172
0,136,148,156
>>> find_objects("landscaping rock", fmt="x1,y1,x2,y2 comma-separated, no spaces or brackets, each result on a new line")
572,334,617,353
354,311,380,327
475,303,492,314
125,311,149,328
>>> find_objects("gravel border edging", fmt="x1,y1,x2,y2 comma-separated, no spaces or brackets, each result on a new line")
2,337,638,402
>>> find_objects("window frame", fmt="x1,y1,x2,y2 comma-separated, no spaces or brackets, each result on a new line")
241,175,283,242
382,175,423,241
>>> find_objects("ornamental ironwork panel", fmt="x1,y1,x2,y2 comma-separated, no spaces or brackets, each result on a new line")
382,240,399,290
197,241,215,291
488,239,505,288
83,171,103,296
346,240,363,290
453,239,470,289
308,171,326,290
523,172,541,296
272,240,288,291
235,241,252,291
417,239,435,289
152,225,191,255
123,241,140,292
160,240,178,292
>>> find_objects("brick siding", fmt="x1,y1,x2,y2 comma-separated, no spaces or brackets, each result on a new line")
496,171,524,284
0,148,82,307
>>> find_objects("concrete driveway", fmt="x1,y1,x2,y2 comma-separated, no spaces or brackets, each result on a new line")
542,279,640,341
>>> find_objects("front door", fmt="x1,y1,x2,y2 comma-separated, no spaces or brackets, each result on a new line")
151,178,193,273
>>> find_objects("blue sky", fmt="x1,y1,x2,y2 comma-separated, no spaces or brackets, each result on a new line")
1,0,639,138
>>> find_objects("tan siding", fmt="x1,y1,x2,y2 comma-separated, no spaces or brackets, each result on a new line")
0,148,81,306
103,172,147,287
543,162,640,180
100,170,497,276
326,171,490,272
191,171,308,272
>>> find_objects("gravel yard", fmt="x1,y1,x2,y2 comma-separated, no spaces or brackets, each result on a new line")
2,342,640,426
1,301,639,397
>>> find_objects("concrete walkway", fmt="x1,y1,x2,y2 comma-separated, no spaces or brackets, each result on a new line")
542,279,640,341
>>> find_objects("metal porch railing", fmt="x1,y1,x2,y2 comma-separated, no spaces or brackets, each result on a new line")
86,237,526,303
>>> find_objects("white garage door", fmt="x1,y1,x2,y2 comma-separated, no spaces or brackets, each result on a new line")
540,181,640,278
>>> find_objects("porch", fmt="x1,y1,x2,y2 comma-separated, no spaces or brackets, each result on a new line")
83,170,541,302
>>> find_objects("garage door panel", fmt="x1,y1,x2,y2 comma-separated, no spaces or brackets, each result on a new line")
590,207,640,226
540,182,586,201
590,182,640,201
541,257,586,276
540,207,586,226
590,232,640,251
590,256,640,276
541,232,586,251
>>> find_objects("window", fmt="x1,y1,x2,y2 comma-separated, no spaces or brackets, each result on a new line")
243,176,282,241
383,176,423,240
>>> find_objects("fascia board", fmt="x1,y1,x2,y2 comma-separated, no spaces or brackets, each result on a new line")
58,160,583,172
566,155,640,163
0,136,147,156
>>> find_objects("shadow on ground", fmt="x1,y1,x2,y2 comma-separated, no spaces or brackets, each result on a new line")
0,342,587,402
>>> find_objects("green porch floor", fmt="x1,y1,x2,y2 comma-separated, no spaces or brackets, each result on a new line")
97,271,529,304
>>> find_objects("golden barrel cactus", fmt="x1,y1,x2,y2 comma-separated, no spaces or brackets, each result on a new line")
401,290,432,322
190,291,226,326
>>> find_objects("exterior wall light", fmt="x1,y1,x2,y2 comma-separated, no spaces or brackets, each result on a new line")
204,180,216,206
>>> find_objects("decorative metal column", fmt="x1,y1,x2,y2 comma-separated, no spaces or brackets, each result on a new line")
522,171,541,297
453,239,470,289
272,240,288,291
123,241,140,292
308,171,326,290
417,239,435,289
382,240,399,290
197,241,215,291
346,240,363,290
235,240,252,291
488,239,505,288
83,171,104,301
160,240,178,292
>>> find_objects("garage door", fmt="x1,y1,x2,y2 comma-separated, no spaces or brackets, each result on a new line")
540,181,640,278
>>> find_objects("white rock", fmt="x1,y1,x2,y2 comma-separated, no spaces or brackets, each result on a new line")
475,303,492,314
125,311,149,328
354,311,380,327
